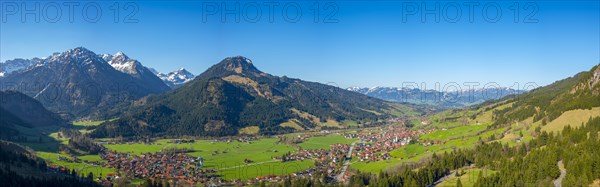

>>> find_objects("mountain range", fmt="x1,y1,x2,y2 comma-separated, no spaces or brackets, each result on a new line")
348,87,526,108
90,56,412,138
0,47,171,119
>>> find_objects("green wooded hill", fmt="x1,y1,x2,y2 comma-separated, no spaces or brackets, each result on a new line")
91,56,414,138
0,141,99,187
489,64,600,127
0,91,66,139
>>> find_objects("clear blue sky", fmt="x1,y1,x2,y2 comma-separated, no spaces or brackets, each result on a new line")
1,1,598,89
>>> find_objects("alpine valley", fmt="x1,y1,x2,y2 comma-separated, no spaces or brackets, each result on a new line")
1,47,599,187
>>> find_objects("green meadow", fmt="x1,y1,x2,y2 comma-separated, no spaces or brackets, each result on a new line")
36,152,116,178
104,138,315,180
419,125,488,141
298,134,356,150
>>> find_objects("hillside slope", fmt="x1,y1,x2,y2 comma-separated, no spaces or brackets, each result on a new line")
491,64,600,127
0,91,66,139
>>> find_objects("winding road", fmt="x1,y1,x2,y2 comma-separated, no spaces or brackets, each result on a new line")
554,160,567,187
335,142,357,182
428,171,456,187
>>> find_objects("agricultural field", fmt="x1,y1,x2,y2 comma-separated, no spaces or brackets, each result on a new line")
419,125,487,141
218,160,314,180
104,138,313,180
298,134,356,150
72,119,117,127
36,152,116,178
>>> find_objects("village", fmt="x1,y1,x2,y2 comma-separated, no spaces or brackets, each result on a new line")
46,125,439,186
351,127,435,162
99,150,222,186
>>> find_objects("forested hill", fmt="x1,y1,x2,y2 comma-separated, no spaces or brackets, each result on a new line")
90,56,415,138
489,64,600,127
0,141,99,187
0,91,66,139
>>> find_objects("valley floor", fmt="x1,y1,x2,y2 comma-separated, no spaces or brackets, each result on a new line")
11,104,600,186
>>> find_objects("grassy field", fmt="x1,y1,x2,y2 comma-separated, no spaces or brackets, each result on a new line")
218,160,314,180
436,168,497,187
298,134,356,150
342,120,360,127
419,125,487,141
542,107,600,133
104,138,312,180
36,152,116,177
280,120,304,131
72,119,117,127
239,126,261,134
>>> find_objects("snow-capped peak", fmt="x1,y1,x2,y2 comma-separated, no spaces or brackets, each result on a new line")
155,68,195,88
105,52,144,76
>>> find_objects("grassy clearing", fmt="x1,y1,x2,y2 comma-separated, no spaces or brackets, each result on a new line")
436,168,497,187
342,120,359,127
385,103,421,118
37,152,116,177
419,125,487,141
298,134,355,150
542,107,600,133
320,119,341,128
280,120,304,131
218,160,314,180
239,126,260,135
72,119,117,127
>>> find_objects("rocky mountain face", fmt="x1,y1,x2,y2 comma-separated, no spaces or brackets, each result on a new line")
348,87,526,108
0,47,171,119
90,56,409,138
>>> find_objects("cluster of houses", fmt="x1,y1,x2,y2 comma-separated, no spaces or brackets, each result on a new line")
169,139,196,144
211,136,258,143
352,127,435,162
274,143,350,179
100,151,219,185
53,126,444,186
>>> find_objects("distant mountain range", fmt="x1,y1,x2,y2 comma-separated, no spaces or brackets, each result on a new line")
90,56,413,138
0,47,171,119
150,68,196,88
347,86,526,108
0,58,44,77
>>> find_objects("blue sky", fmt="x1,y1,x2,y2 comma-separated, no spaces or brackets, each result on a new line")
1,1,598,89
